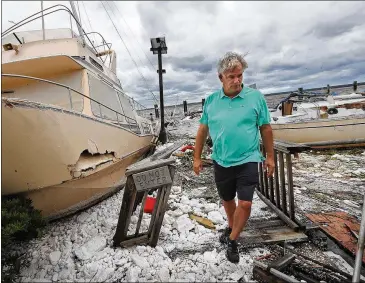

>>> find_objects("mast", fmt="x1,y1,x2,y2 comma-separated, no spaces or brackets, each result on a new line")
69,1,85,45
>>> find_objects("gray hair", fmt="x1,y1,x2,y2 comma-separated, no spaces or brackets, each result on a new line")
217,51,248,74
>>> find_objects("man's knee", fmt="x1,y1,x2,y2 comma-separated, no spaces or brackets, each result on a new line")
223,199,236,205
237,200,252,210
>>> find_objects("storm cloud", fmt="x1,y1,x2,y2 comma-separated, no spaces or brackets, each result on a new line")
2,1,365,107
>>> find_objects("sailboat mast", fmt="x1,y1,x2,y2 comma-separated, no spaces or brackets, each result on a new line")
69,1,85,44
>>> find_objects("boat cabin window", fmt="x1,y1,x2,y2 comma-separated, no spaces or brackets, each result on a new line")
88,74,123,121
2,71,84,112
116,91,136,124
89,57,104,72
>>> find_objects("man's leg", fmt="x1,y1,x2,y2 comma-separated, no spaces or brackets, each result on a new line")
229,200,252,240
222,199,236,229
225,162,258,263
230,162,258,240
213,161,236,230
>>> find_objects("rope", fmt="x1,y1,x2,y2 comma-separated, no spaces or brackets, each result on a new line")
80,1,98,45
100,1,158,104
110,1,158,72
105,1,155,78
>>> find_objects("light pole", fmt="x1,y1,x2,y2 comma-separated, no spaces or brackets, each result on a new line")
150,37,167,144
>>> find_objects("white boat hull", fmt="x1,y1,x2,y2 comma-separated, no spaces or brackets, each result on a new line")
2,99,158,218
271,116,365,145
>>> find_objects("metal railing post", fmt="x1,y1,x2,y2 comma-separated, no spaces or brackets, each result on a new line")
99,104,102,118
2,74,143,132
352,193,365,283
67,88,73,110
116,112,119,125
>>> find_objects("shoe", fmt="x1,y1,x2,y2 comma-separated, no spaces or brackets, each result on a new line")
226,239,239,263
219,227,232,244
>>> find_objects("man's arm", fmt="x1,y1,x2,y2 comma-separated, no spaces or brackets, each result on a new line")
260,124,275,176
193,124,209,175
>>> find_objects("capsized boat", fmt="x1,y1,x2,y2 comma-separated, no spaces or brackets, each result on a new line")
269,91,365,146
1,3,160,219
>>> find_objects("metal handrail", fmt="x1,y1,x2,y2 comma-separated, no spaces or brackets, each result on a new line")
2,5,106,57
2,5,150,114
2,74,141,127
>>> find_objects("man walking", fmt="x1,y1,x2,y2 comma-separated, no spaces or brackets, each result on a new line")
193,51,274,263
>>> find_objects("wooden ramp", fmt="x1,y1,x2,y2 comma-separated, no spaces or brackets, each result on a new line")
237,218,308,246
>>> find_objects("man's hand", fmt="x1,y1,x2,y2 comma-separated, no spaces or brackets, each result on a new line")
193,124,208,176
193,158,203,175
264,156,275,177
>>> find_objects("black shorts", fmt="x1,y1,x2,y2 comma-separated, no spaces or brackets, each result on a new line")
213,160,259,202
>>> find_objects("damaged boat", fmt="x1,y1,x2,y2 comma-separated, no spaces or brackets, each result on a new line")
269,90,365,146
1,3,160,219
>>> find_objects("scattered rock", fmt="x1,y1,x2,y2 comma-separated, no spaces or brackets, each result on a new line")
207,211,225,224
49,251,61,265
76,212,90,223
131,254,150,269
174,215,195,233
74,236,107,260
158,267,170,282
127,266,141,282
92,267,114,282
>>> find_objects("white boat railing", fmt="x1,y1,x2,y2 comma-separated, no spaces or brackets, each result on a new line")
2,4,111,65
2,74,153,135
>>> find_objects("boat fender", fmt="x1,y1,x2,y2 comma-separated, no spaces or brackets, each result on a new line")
327,108,338,115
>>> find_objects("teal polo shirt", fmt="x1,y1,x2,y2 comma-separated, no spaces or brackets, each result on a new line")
200,86,271,167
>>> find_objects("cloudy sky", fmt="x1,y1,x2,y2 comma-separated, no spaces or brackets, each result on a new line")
2,1,365,107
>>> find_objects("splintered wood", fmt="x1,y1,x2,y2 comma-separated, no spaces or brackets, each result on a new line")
306,211,365,264
113,158,175,248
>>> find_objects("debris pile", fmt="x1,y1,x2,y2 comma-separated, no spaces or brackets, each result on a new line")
6,113,365,282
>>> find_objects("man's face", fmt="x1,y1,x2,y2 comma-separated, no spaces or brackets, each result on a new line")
219,65,243,95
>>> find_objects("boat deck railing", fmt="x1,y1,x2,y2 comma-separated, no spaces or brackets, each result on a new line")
2,4,111,64
2,74,153,135
2,4,153,120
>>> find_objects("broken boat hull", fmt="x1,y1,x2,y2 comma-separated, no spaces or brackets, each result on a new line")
271,116,365,145
1,99,157,217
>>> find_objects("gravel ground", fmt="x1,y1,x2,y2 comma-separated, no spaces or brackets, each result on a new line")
3,116,365,282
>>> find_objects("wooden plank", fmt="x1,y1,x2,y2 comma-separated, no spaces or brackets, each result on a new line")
253,266,287,283
274,151,281,208
256,190,299,231
263,147,269,198
306,211,365,264
285,153,295,221
238,227,307,246
259,161,264,194
134,191,148,237
126,158,175,176
278,152,287,215
120,234,149,248
272,140,310,154
268,254,296,271
133,165,172,191
150,165,176,247
147,186,164,236
113,177,137,246
149,186,170,247
269,176,274,203
150,140,185,161
247,219,285,229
